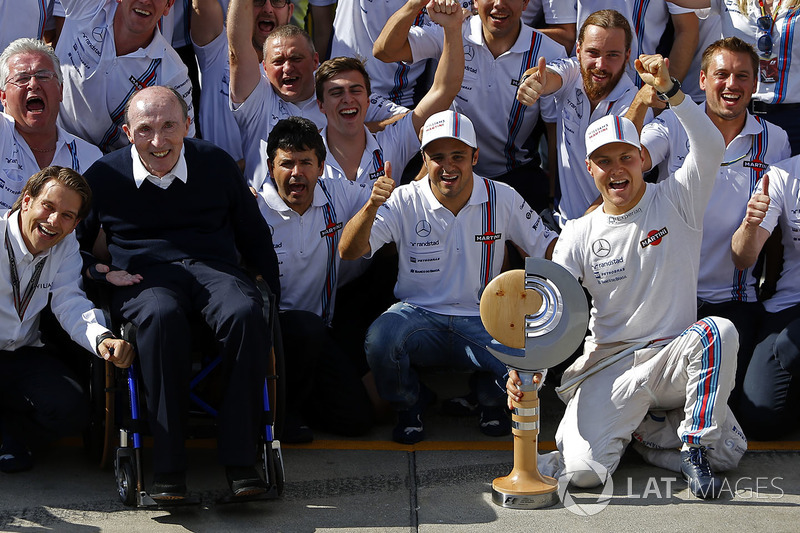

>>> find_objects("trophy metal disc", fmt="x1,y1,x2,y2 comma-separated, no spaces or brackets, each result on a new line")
480,258,589,371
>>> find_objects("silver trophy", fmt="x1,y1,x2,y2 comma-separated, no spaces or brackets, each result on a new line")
480,258,589,509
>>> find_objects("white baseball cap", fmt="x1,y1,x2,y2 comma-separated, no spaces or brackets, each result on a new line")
584,115,641,159
420,110,478,150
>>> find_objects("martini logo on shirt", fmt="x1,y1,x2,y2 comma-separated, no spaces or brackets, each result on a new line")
320,222,343,238
640,227,668,248
475,231,502,243
744,160,769,170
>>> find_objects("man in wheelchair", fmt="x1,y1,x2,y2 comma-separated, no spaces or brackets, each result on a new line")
76,86,281,502
1,167,134,474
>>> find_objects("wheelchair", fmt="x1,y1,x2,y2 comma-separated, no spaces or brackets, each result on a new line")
87,279,286,507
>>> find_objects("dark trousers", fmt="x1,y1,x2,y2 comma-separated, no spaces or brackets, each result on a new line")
738,303,800,440
280,310,373,436
697,299,765,407
491,157,550,214
113,260,270,473
0,345,88,448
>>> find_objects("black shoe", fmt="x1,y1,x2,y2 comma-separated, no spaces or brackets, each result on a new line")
151,472,187,501
0,445,33,473
441,391,479,417
392,386,436,445
478,405,511,437
282,413,314,444
226,466,267,498
680,446,722,499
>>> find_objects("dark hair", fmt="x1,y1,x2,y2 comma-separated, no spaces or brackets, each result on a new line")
11,166,92,220
267,116,326,165
701,36,759,80
315,56,371,102
579,9,632,51
123,86,188,126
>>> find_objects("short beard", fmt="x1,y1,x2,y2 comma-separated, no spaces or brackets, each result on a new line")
581,66,625,102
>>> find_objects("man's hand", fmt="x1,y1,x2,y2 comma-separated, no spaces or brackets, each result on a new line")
93,264,143,286
98,338,135,369
632,85,667,113
370,161,396,208
634,54,672,93
506,369,543,409
516,56,548,107
744,174,770,227
426,0,468,28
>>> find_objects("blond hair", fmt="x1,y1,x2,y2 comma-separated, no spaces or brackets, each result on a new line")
738,0,800,14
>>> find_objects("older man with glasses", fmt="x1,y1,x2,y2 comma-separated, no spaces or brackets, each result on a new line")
0,38,102,211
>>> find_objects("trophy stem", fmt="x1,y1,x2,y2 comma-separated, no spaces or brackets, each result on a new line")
492,381,559,509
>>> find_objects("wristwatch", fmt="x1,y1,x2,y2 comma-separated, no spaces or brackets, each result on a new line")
656,77,681,102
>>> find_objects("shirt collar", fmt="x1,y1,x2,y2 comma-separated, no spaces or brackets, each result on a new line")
420,172,485,210
130,144,188,189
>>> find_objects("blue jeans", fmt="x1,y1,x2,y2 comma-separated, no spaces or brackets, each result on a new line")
365,302,519,410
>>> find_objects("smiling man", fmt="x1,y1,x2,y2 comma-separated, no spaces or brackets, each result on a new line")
255,116,375,443
515,9,645,226
339,110,557,444
0,38,102,211
77,85,280,501
508,54,745,500
633,37,791,405
54,0,194,153
1,166,133,474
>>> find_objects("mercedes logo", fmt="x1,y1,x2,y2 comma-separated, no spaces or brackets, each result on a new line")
592,239,611,257
416,220,432,238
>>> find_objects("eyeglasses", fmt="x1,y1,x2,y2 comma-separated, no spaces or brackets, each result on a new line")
757,15,774,58
5,70,58,88
254,0,289,8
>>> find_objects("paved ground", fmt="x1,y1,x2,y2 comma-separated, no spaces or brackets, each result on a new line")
1,375,798,532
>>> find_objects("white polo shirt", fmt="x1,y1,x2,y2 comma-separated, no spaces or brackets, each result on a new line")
641,108,790,304
407,16,566,179
193,31,244,162
546,57,642,225
368,175,557,316
55,0,195,153
709,0,800,104
330,0,429,107
577,1,693,86
320,112,418,185
0,113,102,211
257,177,371,323
1,210,108,354
523,0,578,28
753,157,800,313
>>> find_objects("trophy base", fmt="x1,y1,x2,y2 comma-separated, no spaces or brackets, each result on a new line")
491,486,559,509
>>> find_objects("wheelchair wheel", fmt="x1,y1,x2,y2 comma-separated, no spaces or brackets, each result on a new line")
116,459,137,506
264,441,285,497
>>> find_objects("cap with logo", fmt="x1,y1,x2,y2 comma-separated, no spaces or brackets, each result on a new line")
584,115,640,160
420,110,478,150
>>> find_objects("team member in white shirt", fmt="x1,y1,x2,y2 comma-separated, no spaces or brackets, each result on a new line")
0,38,102,211
374,0,567,211
0,166,133,473
516,9,644,226
508,55,745,499
190,0,294,168
54,0,195,154
732,156,800,440
330,0,429,108
523,0,577,53
634,37,790,403
340,110,557,444
577,1,699,87
257,116,375,443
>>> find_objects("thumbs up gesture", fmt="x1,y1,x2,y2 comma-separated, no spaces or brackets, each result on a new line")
744,174,771,227
516,56,548,106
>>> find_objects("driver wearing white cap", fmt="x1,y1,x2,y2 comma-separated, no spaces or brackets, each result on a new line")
508,54,746,500
340,109,556,445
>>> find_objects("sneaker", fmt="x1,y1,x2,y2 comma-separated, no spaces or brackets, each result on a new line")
680,445,722,499
441,391,479,417
392,386,436,445
478,405,511,437
226,466,267,498
151,471,187,501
